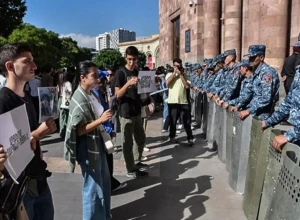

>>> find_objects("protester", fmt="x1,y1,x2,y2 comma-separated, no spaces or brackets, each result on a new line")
114,46,151,178
0,43,56,220
166,58,194,146
93,71,127,192
64,61,111,219
40,66,53,87
28,75,41,122
57,71,73,138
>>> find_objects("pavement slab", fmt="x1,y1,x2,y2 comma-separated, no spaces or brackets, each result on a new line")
43,113,247,220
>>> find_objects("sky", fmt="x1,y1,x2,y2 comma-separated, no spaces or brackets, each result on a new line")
23,0,159,48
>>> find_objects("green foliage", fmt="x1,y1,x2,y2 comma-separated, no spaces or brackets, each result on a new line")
59,37,79,67
93,49,126,69
6,24,94,69
75,47,94,64
0,37,8,47
138,51,147,69
8,24,63,69
0,0,27,38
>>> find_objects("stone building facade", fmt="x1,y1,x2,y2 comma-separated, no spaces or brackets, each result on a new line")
118,34,160,69
159,0,300,70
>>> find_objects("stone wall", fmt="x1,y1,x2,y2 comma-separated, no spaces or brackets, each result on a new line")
159,0,300,69
159,0,204,64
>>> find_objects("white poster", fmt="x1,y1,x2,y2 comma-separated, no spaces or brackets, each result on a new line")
137,71,157,94
0,105,34,183
38,87,59,123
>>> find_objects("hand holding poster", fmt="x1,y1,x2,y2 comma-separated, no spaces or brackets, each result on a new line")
0,105,34,183
38,87,59,123
137,71,157,94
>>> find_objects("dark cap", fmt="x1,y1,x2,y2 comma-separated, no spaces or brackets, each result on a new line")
224,49,236,57
244,45,266,57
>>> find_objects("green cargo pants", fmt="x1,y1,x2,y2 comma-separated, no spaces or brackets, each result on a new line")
120,115,146,172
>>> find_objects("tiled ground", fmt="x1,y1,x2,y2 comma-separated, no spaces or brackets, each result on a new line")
42,113,247,220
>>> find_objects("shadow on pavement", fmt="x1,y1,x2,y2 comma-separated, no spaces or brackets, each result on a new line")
111,132,211,220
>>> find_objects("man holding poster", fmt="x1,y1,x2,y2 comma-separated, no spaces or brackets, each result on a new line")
114,46,151,179
0,44,56,220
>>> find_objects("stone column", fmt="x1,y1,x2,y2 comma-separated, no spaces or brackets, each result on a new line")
224,0,242,60
259,0,289,69
246,0,261,46
241,0,249,57
221,0,226,52
203,0,221,58
290,0,300,54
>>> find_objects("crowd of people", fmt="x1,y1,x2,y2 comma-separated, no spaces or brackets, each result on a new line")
0,32,299,219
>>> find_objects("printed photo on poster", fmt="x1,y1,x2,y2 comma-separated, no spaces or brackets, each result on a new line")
38,87,59,123
0,105,34,183
137,71,156,94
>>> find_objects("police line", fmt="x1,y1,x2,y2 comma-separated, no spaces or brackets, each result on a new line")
197,94,300,220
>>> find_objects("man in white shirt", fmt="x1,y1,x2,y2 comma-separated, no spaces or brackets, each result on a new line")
166,58,194,146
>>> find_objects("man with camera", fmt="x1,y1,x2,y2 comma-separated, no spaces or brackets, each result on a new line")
166,58,194,146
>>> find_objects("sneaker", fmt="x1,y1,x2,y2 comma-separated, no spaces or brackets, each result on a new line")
162,129,168,133
191,125,195,130
188,139,195,146
112,182,127,192
143,147,150,152
170,137,179,144
176,130,181,134
141,156,148,161
127,170,149,179
177,124,183,130
136,162,149,171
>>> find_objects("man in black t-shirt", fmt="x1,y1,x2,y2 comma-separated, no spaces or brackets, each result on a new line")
0,44,57,220
114,46,149,178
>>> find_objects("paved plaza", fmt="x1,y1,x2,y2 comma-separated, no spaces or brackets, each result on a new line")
42,113,247,220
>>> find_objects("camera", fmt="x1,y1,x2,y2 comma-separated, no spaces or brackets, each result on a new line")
189,1,193,7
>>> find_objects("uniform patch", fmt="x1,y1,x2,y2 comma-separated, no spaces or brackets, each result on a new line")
263,73,272,84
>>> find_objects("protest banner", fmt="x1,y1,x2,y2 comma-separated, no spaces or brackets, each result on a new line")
137,71,157,94
38,87,59,123
0,105,33,183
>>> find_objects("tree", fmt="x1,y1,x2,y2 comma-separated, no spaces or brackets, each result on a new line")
0,37,8,47
0,0,27,38
75,47,94,63
138,51,147,69
8,24,62,69
93,49,126,69
59,37,79,67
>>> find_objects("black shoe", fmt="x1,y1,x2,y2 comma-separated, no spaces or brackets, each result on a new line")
127,170,149,179
187,139,195,146
136,162,149,171
112,182,127,192
170,137,179,143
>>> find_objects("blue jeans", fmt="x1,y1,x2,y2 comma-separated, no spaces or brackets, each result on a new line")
163,94,169,120
23,186,54,220
80,157,111,220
